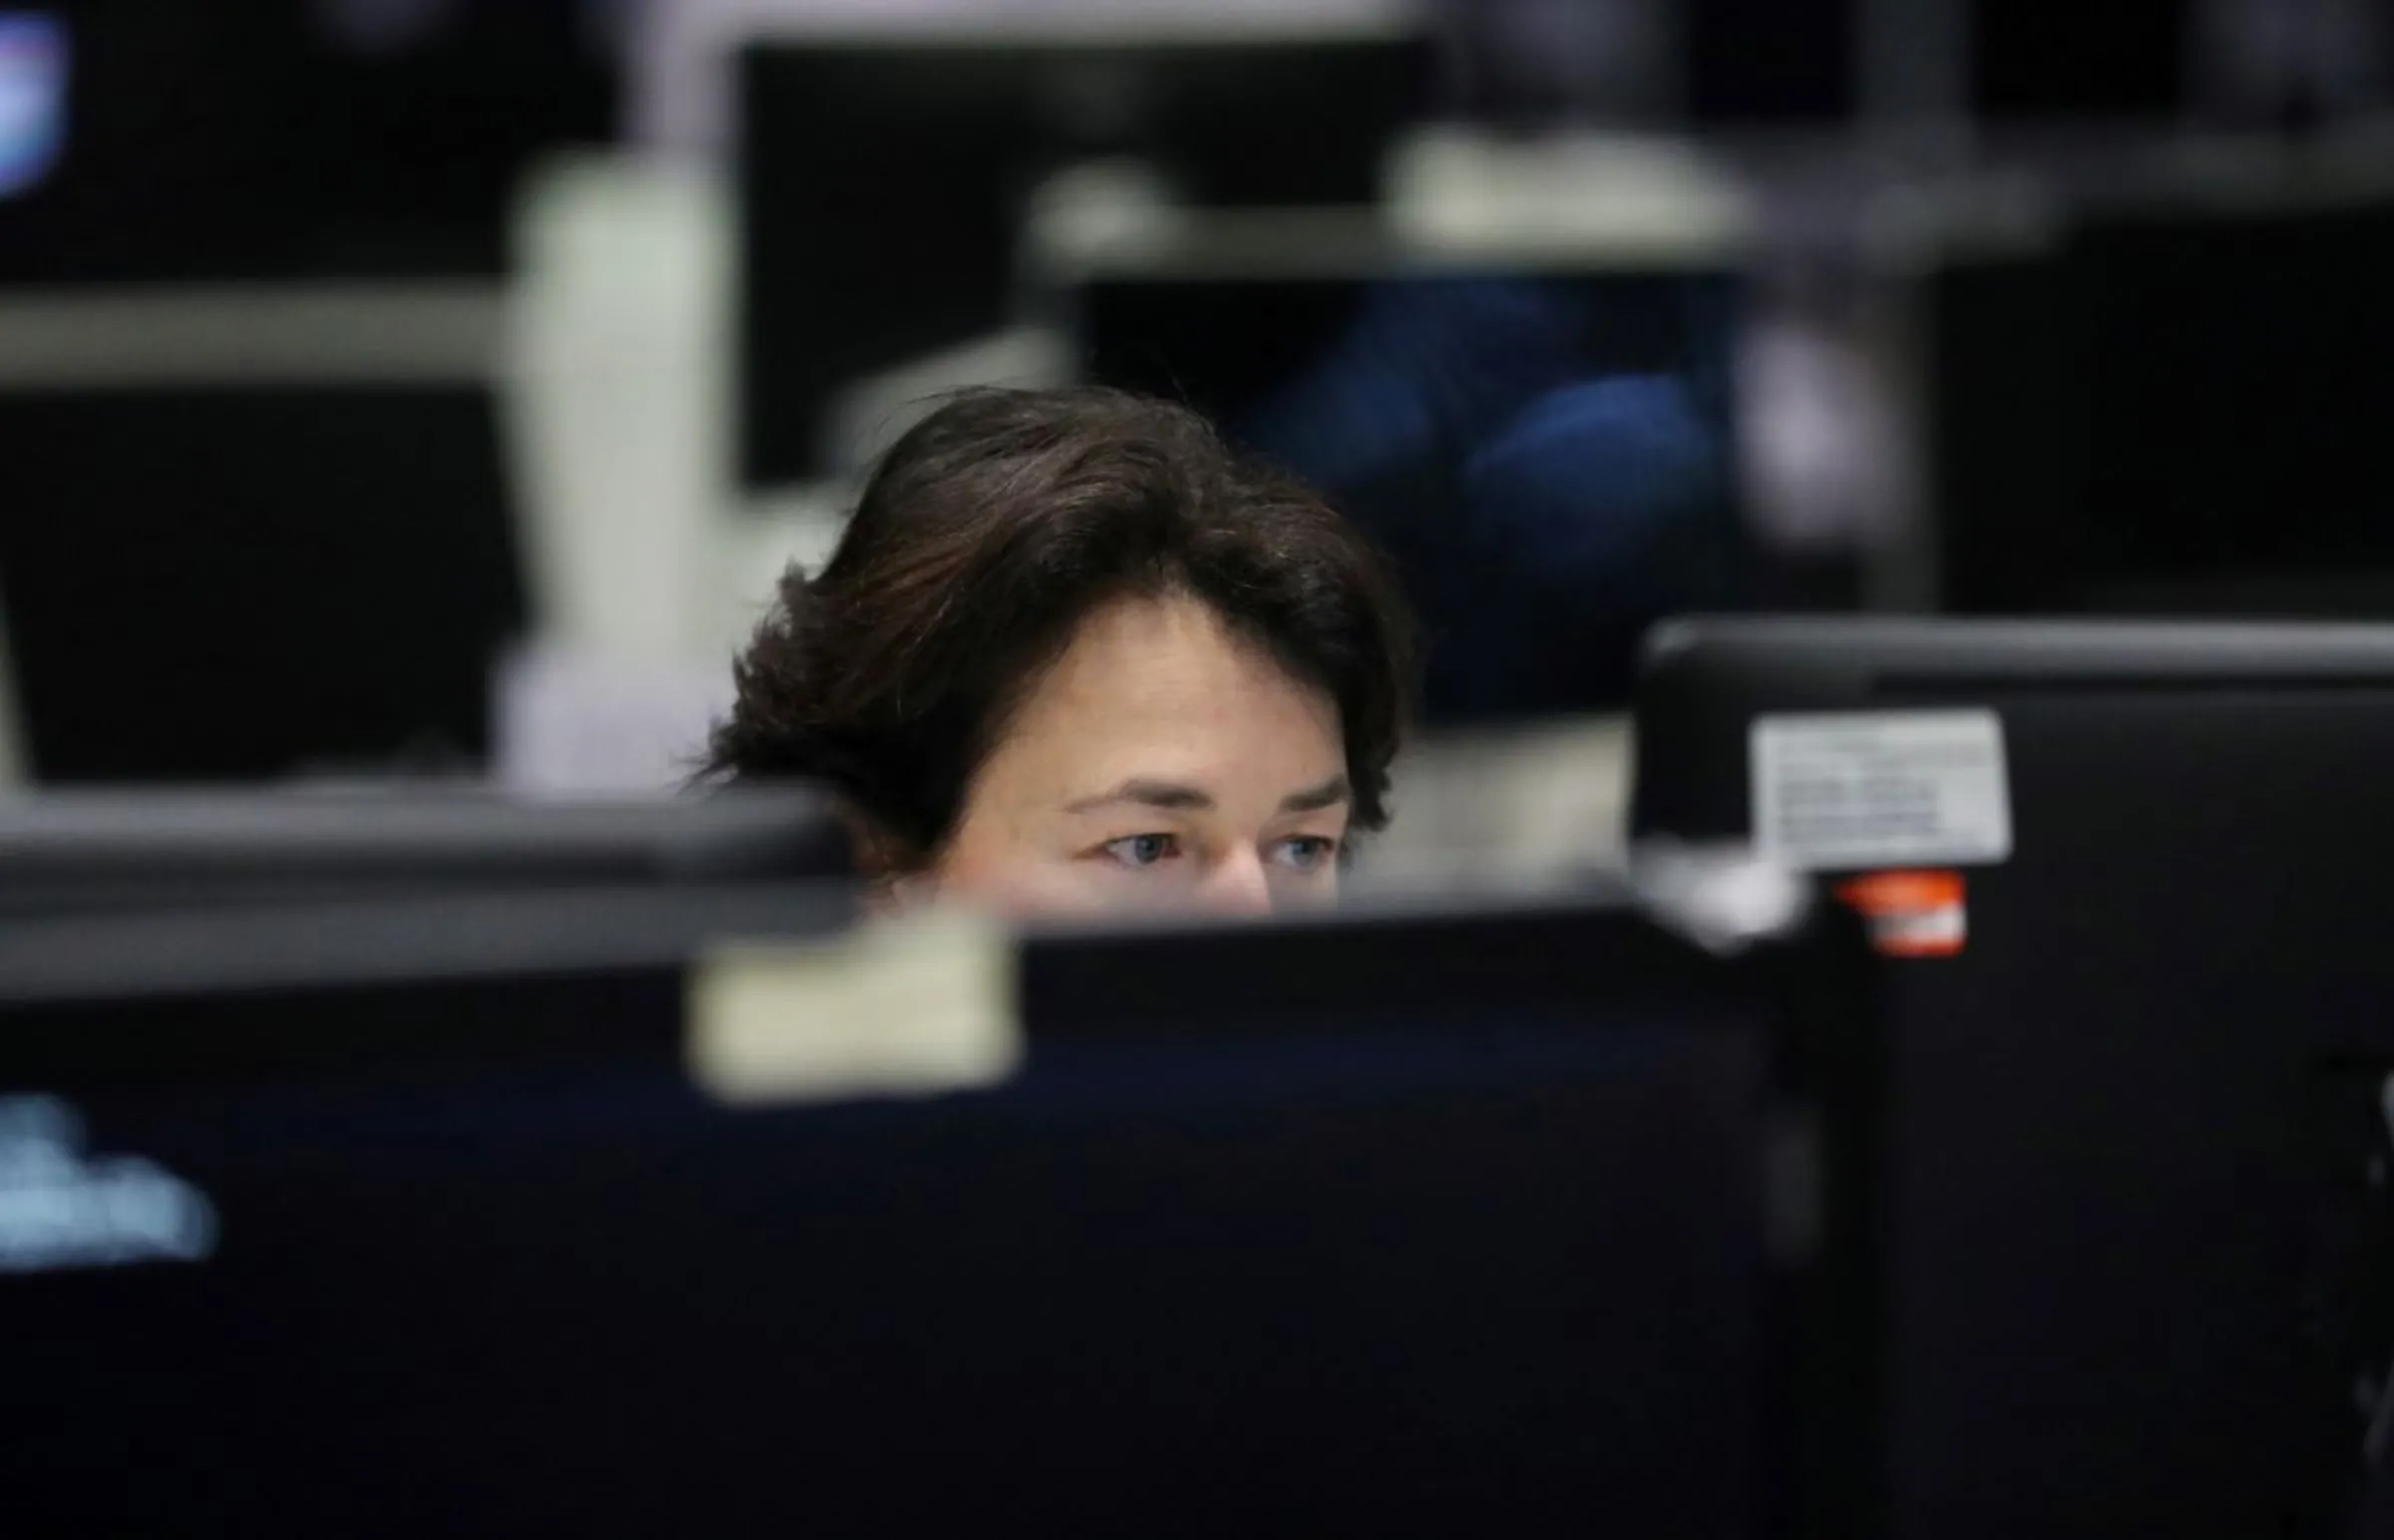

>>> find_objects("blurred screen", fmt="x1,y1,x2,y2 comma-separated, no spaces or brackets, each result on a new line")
0,1,613,282
737,35,1433,486
1434,0,1854,126
1929,197,2394,614
0,387,526,782
4,1005,1774,1534
1081,268,1754,722
633,0,1417,154
1684,0,1855,124
1972,0,2393,125
1971,0,2189,119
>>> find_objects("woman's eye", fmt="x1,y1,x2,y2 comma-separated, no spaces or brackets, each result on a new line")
1101,833,1180,869
1274,837,1341,873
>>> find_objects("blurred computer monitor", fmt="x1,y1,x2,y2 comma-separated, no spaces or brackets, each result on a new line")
1066,225,1757,723
1919,188,2394,616
0,880,1879,1537
1630,615,2394,1538
0,788,851,918
1448,0,2387,137
0,2,614,283
1967,0,2191,123
1433,0,1856,128
1441,0,2193,133
736,29,1435,487
1976,0,2393,130
0,380,528,783
1685,0,1859,126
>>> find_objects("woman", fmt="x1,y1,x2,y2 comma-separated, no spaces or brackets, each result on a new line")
708,386,1417,917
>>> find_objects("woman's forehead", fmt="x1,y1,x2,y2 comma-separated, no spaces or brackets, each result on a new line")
983,593,1346,812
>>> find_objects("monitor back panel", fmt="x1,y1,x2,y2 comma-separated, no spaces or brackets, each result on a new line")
0,901,1826,1537
1635,625,2394,1537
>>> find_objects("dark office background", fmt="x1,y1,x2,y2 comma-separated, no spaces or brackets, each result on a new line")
1,0,2392,779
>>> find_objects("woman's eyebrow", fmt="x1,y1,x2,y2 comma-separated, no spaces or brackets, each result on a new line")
1064,778,1216,815
1063,775,1351,816
1278,776,1352,816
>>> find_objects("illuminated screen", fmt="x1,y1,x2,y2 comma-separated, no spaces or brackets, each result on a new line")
0,12,66,198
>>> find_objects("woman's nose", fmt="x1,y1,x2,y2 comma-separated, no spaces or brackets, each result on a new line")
1193,850,1275,918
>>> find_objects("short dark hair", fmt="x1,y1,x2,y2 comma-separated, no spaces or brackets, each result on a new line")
708,386,1417,862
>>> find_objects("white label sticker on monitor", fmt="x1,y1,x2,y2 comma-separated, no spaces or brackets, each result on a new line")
1751,709,2013,871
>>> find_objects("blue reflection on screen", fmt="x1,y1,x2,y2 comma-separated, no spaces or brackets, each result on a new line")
1087,270,1749,721
0,13,66,199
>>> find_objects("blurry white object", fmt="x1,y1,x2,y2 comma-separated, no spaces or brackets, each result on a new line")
1364,716,1634,882
505,154,731,661
1020,158,1189,266
1737,305,1908,553
691,910,1020,1107
1388,128,1755,261
495,647,735,796
0,285,498,388
1630,841,1810,957
627,0,1419,158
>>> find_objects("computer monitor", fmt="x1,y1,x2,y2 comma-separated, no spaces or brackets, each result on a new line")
1967,0,2192,123
1070,233,1755,723
1684,0,1859,125
736,29,1436,487
0,877,1880,1537
1429,0,1858,127
0,788,853,918
1436,0,2204,134
0,3,614,283
1629,615,2394,1538
1918,191,2394,617
0,382,529,782
1976,0,2394,131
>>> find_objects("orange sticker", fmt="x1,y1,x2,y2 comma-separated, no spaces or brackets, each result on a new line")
1835,870,1967,959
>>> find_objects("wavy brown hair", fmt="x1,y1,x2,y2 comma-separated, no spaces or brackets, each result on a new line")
708,386,1417,864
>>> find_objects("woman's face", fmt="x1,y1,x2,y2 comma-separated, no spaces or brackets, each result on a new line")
920,592,1355,919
